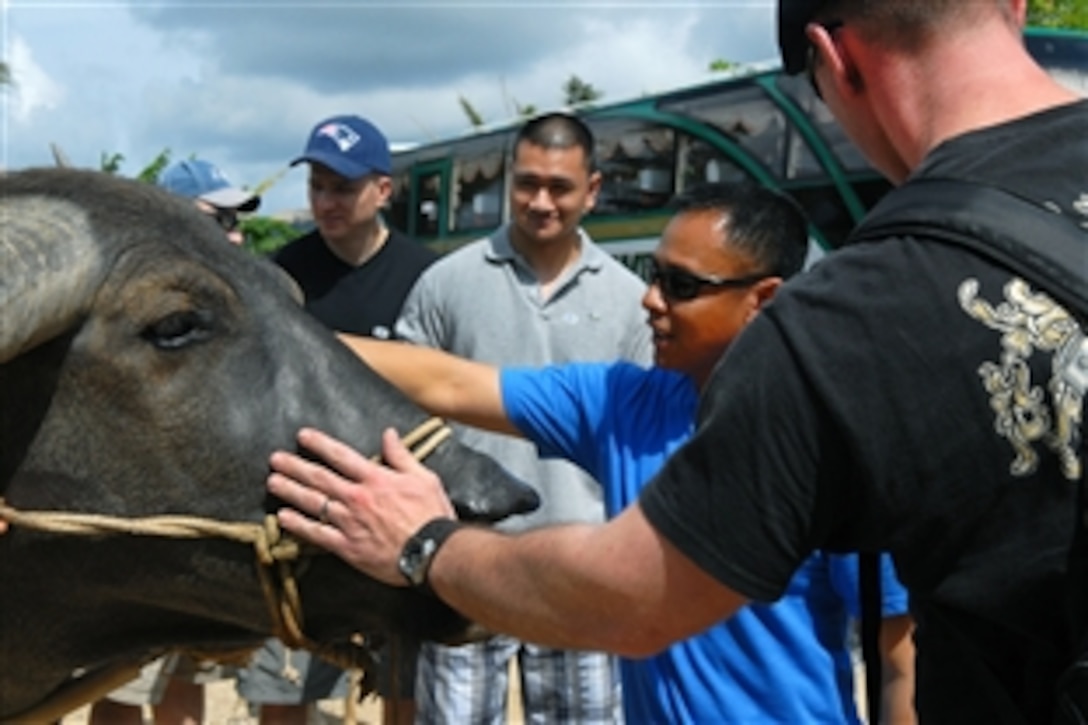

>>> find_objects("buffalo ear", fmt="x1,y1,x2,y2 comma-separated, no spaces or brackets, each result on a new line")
0,193,103,364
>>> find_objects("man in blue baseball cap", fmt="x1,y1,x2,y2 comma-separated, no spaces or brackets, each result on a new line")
262,114,436,338
290,114,391,179
158,158,261,246
236,114,436,725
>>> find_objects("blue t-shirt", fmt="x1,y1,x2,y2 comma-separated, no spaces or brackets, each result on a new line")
502,362,909,724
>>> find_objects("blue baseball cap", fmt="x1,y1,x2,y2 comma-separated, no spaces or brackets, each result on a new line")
157,159,261,212
778,0,828,75
291,115,391,179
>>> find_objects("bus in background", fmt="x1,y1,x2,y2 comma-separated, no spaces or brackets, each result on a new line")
387,27,1087,272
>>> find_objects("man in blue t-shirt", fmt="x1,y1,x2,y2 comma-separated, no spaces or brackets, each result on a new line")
333,183,916,723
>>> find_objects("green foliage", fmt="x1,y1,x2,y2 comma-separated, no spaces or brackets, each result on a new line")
240,216,305,257
99,151,125,175
136,149,173,184
563,74,603,107
465,73,602,130
0,62,11,86
1027,0,1088,29
708,59,738,73
459,95,486,129
99,148,172,182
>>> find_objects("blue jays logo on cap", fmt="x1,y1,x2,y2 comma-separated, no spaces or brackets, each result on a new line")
291,114,391,180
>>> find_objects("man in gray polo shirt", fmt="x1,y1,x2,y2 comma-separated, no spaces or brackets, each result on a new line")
396,111,650,724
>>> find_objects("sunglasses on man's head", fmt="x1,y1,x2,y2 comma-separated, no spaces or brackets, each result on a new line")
648,258,769,303
207,207,240,233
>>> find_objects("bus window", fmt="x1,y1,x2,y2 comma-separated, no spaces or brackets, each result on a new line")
1026,31,1088,96
775,73,872,176
388,173,411,233
677,135,748,191
661,85,790,179
414,172,442,237
591,120,676,215
453,148,505,233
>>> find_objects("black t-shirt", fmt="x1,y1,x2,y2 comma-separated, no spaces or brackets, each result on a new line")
641,100,1088,722
274,226,437,337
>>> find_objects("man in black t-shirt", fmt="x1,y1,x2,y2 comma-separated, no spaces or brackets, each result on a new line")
273,114,436,340
237,115,436,725
261,3,1087,722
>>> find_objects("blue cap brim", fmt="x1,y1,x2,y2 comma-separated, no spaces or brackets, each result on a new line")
290,151,383,180
200,187,261,212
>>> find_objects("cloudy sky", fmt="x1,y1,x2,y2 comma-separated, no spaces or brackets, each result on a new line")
1,1,780,215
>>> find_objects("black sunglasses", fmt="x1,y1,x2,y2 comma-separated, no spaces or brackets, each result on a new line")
207,207,240,233
806,20,844,101
648,258,769,302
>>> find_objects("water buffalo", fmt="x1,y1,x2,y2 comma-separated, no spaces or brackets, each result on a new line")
0,167,539,720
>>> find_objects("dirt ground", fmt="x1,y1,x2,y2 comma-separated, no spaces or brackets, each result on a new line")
61,679,381,725
60,661,525,724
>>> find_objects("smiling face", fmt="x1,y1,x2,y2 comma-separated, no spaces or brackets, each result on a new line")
643,209,782,388
307,163,391,247
507,140,600,250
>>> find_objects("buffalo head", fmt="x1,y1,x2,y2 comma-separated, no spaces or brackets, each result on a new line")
0,167,539,718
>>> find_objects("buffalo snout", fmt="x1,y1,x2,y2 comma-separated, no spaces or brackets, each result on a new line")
428,441,540,524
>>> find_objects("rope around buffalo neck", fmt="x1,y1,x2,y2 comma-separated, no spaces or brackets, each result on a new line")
0,417,452,722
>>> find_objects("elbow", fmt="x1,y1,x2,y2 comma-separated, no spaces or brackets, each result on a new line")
594,617,676,658
615,637,670,659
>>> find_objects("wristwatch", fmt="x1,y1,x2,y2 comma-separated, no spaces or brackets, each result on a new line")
397,518,463,595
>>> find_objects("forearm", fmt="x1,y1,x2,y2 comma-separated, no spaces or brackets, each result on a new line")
879,614,917,723
338,333,518,435
427,505,747,656
267,428,747,658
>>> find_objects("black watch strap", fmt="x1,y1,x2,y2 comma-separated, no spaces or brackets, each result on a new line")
398,517,463,595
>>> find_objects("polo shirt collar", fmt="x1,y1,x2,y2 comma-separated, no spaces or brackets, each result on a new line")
485,224,607,273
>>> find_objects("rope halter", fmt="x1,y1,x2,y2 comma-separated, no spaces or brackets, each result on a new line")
0,417,453,722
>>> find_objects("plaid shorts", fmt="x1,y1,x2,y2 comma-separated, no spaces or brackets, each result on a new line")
235,639,349,705
415,635,622,724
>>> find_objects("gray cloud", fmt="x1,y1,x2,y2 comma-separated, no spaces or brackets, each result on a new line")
4,1,778,214
129,2,600,92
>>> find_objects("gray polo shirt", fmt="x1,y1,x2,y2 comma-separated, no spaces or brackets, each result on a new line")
396,224,652,531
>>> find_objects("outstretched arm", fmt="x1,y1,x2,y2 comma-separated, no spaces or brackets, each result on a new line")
880,614,917,723
268,427,749,656
338,334,520,436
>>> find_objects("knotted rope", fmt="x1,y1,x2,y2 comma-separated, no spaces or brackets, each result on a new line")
0,417,452,723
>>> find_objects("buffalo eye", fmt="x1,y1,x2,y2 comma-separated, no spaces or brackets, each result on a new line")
143,309,215,350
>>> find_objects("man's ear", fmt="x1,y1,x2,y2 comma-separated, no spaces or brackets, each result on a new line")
745,277,783,323
1009,0,1028,27
376,175,394,207
806,22,864,98
584,170,603,213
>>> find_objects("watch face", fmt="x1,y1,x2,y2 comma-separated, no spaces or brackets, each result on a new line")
397,519,460,591
399,535,438,587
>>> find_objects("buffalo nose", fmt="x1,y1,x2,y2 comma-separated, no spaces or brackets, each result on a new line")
453,473,540,524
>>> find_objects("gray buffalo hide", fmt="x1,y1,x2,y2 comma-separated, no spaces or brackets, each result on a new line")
0,168,539,719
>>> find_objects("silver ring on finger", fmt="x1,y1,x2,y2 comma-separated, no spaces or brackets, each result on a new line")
319,497,331,525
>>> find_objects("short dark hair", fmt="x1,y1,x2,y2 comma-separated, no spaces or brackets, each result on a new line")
514,112,596,171
817,0,999,54
671,182,810,280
